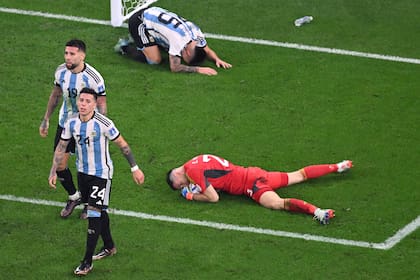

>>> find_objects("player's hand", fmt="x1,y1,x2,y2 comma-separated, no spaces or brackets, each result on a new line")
215,59,232,69
39,119,49,137
132,169,145,185
197,67,218,76
48,174,57,189
181,186,194,200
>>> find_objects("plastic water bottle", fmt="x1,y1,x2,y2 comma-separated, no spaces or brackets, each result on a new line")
294,16,313,27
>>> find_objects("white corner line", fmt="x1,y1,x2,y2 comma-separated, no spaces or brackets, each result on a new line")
1,194,418,250
1,7,420,65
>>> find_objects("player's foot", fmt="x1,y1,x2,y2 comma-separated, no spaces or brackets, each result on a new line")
313,208,335,225
74,260,93,276
336,160,353,173
79,205,88,220
60,198,81,218
92,247,117,261
127,33,134,44
114,38,129,55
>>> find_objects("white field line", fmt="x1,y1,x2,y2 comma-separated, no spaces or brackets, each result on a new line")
1,194,418,250
1,7,420,65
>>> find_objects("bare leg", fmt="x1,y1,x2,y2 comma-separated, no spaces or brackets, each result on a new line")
258,191,286,210
259,191,318,215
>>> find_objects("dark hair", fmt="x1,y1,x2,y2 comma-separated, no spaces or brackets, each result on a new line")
80,87,98,100
166,169,177,190
66,39,86,53
188,46,207,66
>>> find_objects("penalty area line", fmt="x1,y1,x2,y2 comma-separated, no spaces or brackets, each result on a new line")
1,194,418,250
1,7,420,65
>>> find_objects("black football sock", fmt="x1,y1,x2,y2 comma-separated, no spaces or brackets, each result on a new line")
100,211,115,249
83,216,101,264
56,168,77,196
123,44,147,63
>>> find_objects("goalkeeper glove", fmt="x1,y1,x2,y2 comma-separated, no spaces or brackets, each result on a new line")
181,186,194,201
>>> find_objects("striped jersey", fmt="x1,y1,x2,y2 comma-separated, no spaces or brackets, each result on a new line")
142,7,207,56
61,112,120,179
54,63,106,127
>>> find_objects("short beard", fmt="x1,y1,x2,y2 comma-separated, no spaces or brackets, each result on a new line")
66,63,77,70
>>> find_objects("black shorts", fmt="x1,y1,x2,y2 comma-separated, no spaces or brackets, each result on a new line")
128,9,156,49
54,125,75,153
78,172,111,210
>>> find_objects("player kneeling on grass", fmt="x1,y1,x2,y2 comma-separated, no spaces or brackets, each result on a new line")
48,87,145,276
114,6,232,75
166,154,353,225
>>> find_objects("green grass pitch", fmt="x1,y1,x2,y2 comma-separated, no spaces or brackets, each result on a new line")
0,0,419,279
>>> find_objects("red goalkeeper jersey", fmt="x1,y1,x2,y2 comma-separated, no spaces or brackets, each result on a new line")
183,154,251,195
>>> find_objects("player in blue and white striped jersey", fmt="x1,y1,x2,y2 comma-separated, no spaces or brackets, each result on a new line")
39,39,107,218
115,6,232,75
48,87,144,276
66,110,118,180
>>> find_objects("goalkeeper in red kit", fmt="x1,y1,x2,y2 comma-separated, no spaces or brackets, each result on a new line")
166,154,353,224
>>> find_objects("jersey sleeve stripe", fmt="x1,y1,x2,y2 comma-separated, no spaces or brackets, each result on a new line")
110,132,121,142
94,113,112,126
85,66,102,84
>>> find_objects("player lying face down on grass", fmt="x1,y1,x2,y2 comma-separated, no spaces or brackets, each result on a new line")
166,154,353,225
48,88,145,276
114,6,232,76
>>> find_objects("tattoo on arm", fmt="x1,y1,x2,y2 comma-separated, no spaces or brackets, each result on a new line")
40,119,49,129
53,152,64,168
52,93,60,107
51,140,68,174
120,145,137,167
44,87,62,120
51,87,62,108
57,140,68,152
169,55,197,73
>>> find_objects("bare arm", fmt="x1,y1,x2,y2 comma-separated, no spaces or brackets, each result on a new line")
203,46,232,69
113,135,136,167
113,135,145,185
96,95,107,115
48,139,69,188
191,185,219,203
169,55,217,76
40,85,62,137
